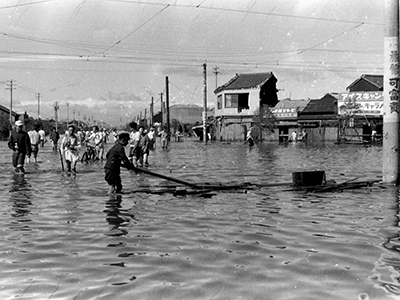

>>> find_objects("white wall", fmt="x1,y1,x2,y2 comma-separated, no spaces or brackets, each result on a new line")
214,89,259,117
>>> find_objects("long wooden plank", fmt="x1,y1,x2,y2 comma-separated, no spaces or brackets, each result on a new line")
133,167,202,189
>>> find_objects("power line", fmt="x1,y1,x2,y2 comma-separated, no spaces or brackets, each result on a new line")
0,0,53,10
108,0,383,26
276,22,366,63
96,4,170,56
0,56,382,73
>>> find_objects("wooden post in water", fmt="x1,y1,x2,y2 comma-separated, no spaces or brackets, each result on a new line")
383,0,400,184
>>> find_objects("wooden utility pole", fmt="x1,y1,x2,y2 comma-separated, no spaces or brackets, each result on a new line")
66,102,70,125
160,92,164,128
6,80,15,128
383,0,400,184
203,63,208,143
54,102,59,131
165,76,170,135
150,96,154,127
36,92,41,119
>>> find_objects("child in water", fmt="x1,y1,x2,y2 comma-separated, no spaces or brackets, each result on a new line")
104,132,135,194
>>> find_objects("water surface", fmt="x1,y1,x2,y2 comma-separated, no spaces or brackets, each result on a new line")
0,139,399,300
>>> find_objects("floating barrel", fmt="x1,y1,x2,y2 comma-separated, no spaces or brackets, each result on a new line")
292,171,326,186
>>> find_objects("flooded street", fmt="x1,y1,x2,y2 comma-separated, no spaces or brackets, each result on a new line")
0,139,399,300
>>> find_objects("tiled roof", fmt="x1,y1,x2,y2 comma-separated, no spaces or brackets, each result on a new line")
214,72,275,93
298,94,338,116
347,74,383,90
273,99,311,110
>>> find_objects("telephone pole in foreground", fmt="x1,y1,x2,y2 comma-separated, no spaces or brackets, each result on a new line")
383,0,400,184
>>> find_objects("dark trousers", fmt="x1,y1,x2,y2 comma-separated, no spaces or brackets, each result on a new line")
12,151,26,168
105,169,123,193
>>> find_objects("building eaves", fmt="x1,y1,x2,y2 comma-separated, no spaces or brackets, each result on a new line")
214,72,274,94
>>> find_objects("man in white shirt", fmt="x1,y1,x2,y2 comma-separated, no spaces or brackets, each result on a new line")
28,124,41,163
88,126,104,160
38,128,46,147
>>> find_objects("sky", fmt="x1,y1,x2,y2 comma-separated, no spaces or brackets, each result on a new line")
0,0,384,127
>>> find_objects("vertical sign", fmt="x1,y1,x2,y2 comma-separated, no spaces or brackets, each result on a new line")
383,0,400,184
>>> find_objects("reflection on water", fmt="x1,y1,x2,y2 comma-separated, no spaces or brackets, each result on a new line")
10,174,33,220
370,188,400,297
0,140,399,299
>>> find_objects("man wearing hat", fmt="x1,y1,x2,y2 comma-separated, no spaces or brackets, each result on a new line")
104,132,135,194
8,120,31,174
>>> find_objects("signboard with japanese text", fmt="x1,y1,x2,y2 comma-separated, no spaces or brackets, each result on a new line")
271,107,298,118
338,92,383,116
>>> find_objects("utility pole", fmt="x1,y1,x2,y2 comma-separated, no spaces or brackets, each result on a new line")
213,66,220,89
383,0,400,184
54,102,59,131
160,92,164,129
66,102,69,125
203,63,208,143
36,92,41,119
6,80,15,128
150,96,154,127
73,109,76,125
165,76,170,135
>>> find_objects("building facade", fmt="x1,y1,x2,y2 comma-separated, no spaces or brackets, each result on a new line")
271,99,310,142
214,72,278,141
338,74,383,142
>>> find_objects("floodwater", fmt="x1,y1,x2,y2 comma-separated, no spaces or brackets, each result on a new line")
0,138,399,300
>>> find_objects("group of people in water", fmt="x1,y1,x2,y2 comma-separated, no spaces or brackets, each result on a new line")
289,129,307,142
8,120,167,195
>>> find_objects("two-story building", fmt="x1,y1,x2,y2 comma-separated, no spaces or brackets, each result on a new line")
214,72,279,141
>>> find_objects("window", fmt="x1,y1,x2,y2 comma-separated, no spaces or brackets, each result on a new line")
217,95,222,109
225,93,249,112
225,94,238,108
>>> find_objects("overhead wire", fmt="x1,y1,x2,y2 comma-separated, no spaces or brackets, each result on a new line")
94,4,170,56
276,22,366,63
0,0,384,119
0,0,54,10
107,0,383,26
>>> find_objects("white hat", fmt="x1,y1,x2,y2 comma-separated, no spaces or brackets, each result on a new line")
15,120,23,126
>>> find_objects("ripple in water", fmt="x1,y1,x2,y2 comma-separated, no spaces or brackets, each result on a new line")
0,140,397,300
